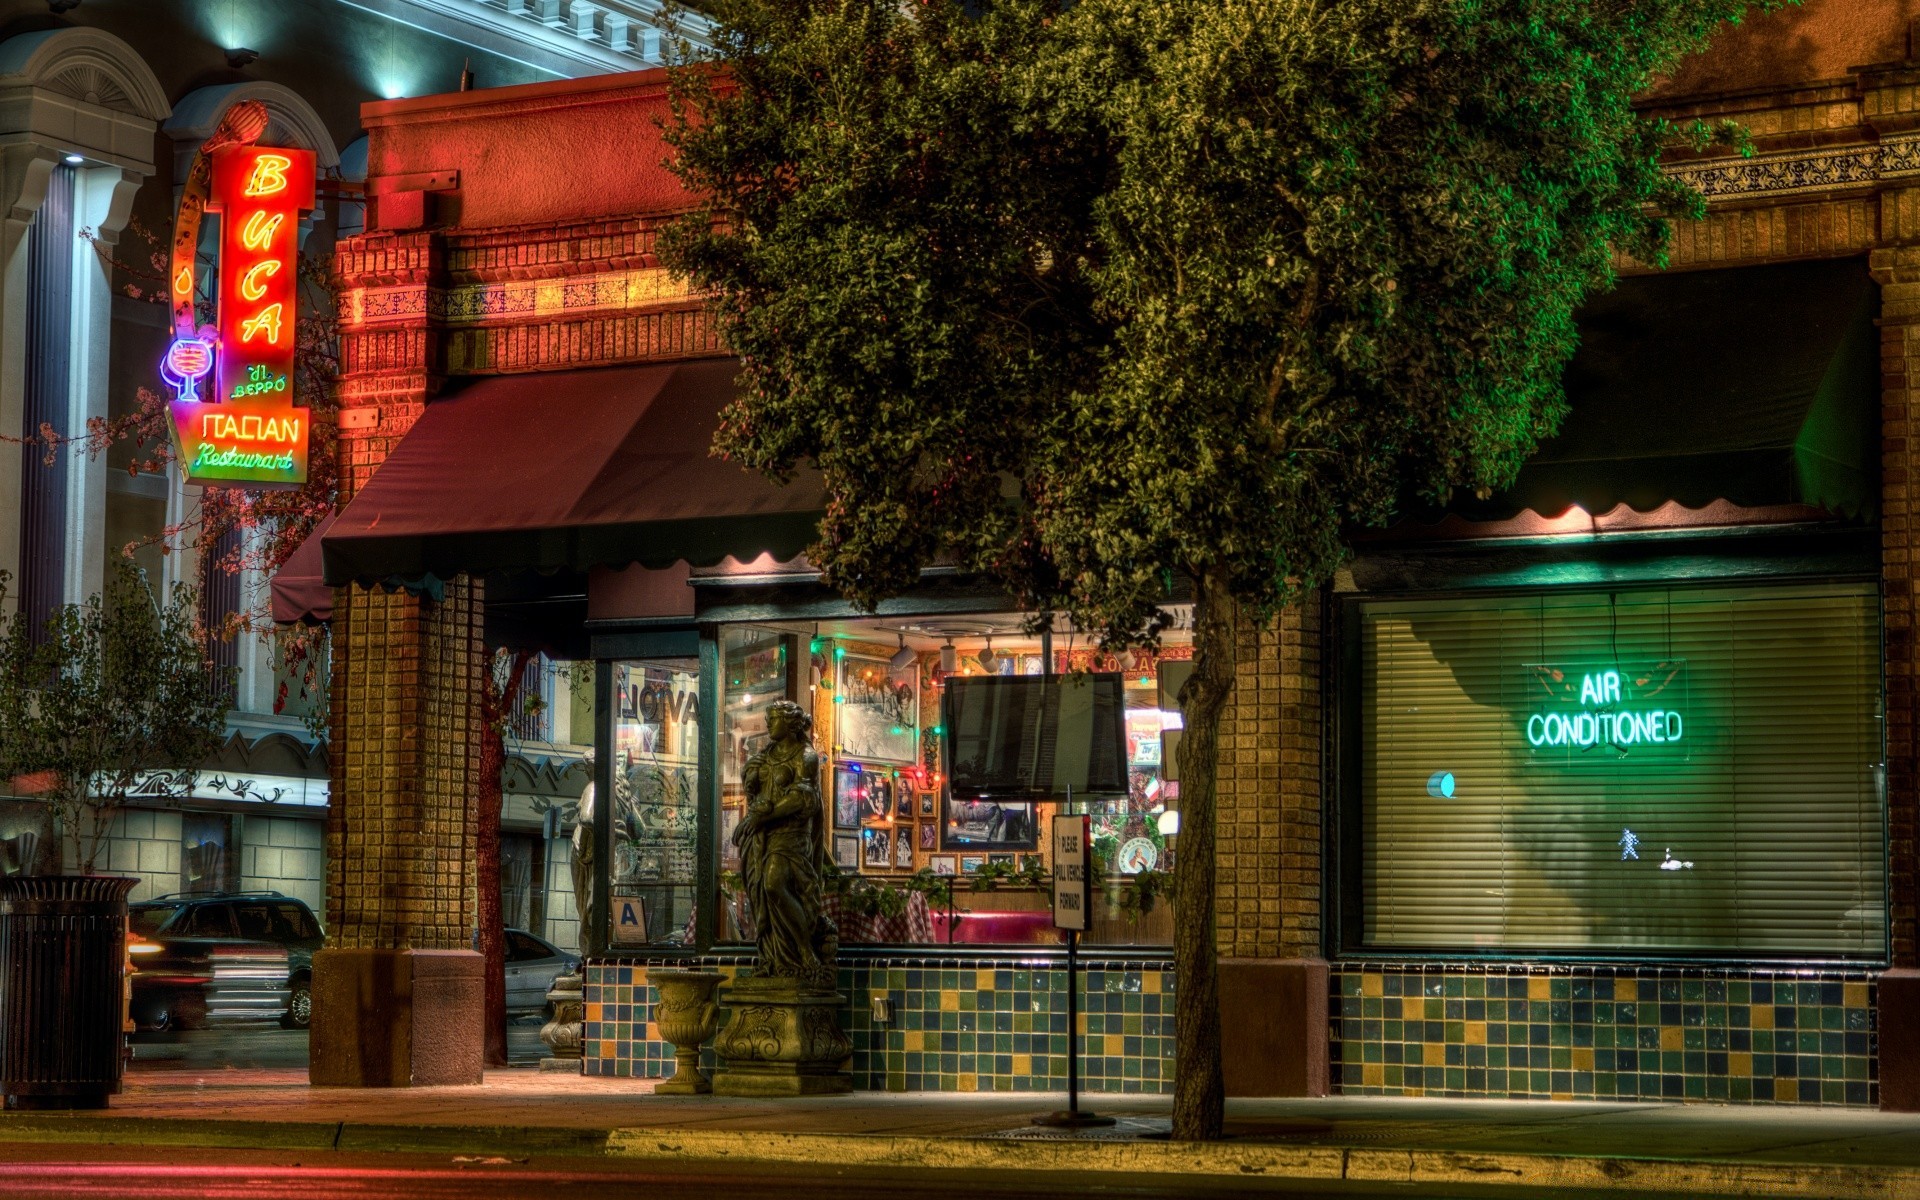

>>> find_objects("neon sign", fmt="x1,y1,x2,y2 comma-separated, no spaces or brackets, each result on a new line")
165,141,315,488
1522,661,1688,759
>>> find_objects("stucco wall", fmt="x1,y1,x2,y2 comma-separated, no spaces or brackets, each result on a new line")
1655,0,1914,99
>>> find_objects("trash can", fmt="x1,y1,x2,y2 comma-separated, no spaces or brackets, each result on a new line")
0,875,137,1110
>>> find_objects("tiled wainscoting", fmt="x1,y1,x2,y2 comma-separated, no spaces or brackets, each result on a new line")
583,956,1175,1093
1333,964,1878,1106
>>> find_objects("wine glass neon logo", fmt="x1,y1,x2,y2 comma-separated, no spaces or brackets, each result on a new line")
161,337,213,403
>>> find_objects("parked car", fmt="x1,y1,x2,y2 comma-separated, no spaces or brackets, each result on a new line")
129,891,324,1029
503,928,579,1016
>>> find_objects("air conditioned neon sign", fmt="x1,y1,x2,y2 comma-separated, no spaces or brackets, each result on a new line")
1523,661,1688,757
165,139,315,488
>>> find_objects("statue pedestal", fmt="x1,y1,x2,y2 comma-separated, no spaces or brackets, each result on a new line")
712,976,853,1096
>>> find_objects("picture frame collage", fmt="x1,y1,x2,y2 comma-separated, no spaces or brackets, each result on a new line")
832,760,938,874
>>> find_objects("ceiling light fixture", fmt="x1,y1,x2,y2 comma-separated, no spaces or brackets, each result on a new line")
889,632,915,673
939,640,956,675
976,637,999,674
63,154,83,165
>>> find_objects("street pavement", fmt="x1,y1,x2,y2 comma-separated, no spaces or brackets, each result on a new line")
127,1024,549,1071
5,1069,1920,1198
0,1142,1334,1200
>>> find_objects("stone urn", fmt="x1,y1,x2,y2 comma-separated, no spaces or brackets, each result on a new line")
651,969,724,1095
538,968,585,1072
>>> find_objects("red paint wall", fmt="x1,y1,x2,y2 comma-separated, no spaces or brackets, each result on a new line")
1655,0,1914,99
362,70,698,229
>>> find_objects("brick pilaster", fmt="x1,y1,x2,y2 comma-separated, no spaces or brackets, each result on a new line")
1215,600,1322,960
1875,247,1920,969
326,576,484,950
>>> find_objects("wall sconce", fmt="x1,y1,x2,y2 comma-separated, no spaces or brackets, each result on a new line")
47,0,81,13
226,47,260,68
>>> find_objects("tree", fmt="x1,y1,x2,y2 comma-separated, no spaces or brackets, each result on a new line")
660,0,1780,1138
0,560,232,873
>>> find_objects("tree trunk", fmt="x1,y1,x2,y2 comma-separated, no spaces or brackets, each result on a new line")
477,649,532,1070
1172,563,1236,1141
476,710,509,1069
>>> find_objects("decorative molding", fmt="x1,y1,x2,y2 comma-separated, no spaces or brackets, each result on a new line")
164,82,342,180
0,27,169,174
336,0,714,79
1673,134,1920,201
342,266,697,329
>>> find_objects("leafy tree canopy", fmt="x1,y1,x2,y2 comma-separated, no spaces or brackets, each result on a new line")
664,0,1770,639
661,0,1781,1138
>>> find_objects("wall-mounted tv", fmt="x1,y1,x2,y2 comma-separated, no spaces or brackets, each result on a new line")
941,673,1129,799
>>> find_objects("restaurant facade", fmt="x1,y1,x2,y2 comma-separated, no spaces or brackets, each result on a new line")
279,0,1920,1109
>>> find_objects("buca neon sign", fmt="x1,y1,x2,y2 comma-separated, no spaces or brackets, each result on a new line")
164,132,315,488
1523,662,1688,756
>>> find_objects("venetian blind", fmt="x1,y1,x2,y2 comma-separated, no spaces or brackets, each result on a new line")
1360,582,1884,958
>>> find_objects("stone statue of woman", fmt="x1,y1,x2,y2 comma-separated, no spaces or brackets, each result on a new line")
730,700,836,986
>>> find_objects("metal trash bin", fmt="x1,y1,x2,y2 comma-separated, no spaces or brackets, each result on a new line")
0,876,137,1110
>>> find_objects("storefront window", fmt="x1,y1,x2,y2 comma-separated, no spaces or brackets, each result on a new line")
1354,582,1885,958
608,658,702,946
714,616,1185,950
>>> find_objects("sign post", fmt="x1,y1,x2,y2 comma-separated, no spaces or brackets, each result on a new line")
1033,810,1115,1129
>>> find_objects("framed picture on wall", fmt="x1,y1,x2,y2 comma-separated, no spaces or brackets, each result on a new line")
836,653,918,763
960,855,985,874
895,783,916,819
988,853,1015,867
833,834,860,870
832,765,863,829
930,855,957,876
919,793,935,817
863,826,892,870
894,832,914,869
919,822,937,851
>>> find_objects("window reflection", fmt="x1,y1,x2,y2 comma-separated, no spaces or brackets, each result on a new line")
608,658,701,946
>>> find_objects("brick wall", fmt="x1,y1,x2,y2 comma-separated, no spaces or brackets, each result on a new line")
1875,246,1920,969
1215,601,1322,960
326,577,484,950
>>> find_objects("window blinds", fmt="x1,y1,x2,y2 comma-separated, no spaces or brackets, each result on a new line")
1359,582,1884,958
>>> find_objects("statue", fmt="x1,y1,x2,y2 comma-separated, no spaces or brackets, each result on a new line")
731,701,837,985
570,752,599,955
713,699,852,1095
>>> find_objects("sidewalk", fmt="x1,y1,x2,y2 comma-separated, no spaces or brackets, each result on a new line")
1,1068,1917,1198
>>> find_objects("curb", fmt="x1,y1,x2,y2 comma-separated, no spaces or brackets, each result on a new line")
604,1128,1920,1198
0,1114,1913,1198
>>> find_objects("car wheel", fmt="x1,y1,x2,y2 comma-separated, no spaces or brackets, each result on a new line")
282,977,312,1030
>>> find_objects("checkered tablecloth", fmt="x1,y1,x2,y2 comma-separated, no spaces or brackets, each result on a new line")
822,890,936,944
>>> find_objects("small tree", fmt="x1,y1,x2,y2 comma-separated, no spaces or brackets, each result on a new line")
0,561,232,873
661,0,1780,1139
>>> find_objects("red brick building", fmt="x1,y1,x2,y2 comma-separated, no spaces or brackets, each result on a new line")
288,0,1920,1108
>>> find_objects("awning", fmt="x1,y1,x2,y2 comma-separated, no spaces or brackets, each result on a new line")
318,358,824,588
269,512,335,625
1438,256,1879,524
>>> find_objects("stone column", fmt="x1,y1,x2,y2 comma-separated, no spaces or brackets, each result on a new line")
1874,247,1920,1111
307,231,488,1087
1214,599,1327,1098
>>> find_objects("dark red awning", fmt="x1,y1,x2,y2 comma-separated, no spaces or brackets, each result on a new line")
269,512,336,624
270,357,822,622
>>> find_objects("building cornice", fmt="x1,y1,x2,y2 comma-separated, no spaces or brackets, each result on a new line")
338,0,713,79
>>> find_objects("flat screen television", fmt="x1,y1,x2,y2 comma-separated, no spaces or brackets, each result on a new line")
941,673,1130,799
